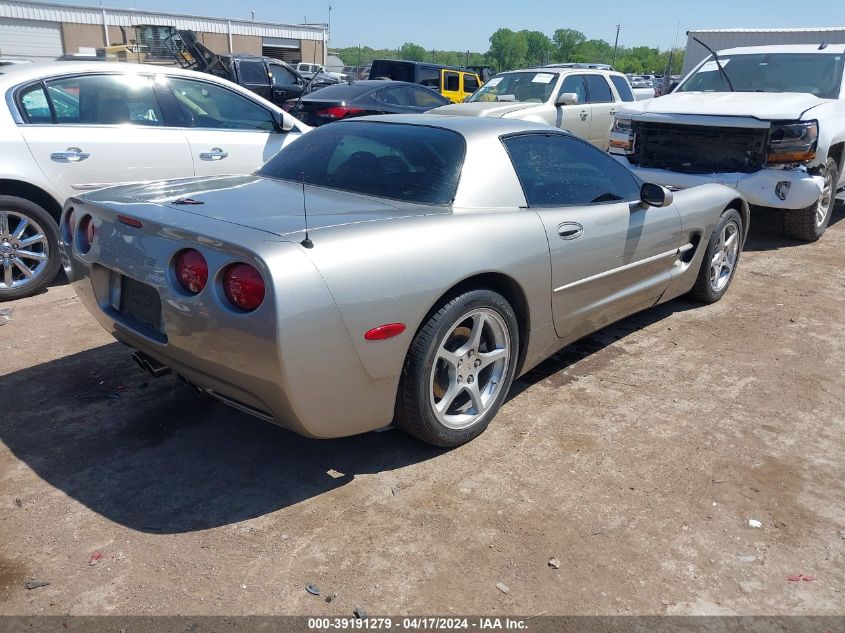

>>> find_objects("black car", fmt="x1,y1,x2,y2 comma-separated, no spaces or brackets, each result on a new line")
224,54,337,106
288,80,451,126
165,30,336,108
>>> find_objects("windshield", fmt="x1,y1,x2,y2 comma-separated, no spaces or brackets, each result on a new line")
257,121,466,205
467,71,557,103
679,52,844,99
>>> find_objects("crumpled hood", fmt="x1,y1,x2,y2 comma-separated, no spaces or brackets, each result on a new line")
429,101,538,118
81,175,447,238
621,91,825,120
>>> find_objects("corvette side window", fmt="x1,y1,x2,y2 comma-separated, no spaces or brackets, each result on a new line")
503,133,640,206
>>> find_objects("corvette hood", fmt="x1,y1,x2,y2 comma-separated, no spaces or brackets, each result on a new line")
621,91,825,120
81,175,448,238
429,101,538,118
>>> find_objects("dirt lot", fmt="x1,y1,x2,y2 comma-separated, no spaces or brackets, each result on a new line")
1,207,843,617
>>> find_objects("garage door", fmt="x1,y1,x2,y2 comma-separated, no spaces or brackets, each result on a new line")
0,18,63,61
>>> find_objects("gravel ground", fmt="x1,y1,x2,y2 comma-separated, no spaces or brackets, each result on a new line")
0,206,843,616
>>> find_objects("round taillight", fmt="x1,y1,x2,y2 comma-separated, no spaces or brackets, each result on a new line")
175,249,208,295
64,208,75,243
223,263,265,311
78,215,94,253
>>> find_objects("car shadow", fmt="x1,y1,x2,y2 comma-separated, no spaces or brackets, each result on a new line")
0,342,442,534
509,296,700,400
0,292,747,535
743,199,844,252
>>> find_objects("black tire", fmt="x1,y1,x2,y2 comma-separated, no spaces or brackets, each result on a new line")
395,289,519,447
0,196,61,302
783,157,839,242
688,207,744,304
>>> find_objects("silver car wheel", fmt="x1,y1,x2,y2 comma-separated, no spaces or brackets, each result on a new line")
815,169,834,227
429,308,511,431
709,220,740,293
0,210,50,291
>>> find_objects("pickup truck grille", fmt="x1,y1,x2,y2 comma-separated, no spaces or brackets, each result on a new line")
631,122,769,174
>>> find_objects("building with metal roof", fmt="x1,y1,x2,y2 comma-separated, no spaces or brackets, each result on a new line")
0,0,327,63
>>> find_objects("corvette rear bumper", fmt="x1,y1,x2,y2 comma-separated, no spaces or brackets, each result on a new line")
62,200,399,439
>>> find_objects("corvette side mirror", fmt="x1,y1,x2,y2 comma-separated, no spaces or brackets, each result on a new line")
555,92,579,106
640,182,673,208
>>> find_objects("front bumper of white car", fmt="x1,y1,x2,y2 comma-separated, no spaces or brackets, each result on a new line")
611,156,824,210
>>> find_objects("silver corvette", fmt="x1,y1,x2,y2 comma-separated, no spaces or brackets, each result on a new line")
62,115,748,446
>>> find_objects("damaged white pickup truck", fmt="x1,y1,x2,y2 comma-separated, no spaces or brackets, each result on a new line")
609,44,845,241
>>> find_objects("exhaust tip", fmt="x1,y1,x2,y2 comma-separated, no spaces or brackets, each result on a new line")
132,351,171,378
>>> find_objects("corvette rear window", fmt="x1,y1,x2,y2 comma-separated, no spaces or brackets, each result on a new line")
258,121,466,205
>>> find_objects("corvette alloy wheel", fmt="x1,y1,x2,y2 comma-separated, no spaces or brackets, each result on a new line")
428,308,511,430
708,218,740,293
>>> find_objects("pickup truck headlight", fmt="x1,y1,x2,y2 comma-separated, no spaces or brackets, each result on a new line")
612,117,632,134
609,116,634,153
768,121,818,164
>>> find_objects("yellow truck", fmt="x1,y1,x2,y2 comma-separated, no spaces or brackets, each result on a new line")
368,59,481,103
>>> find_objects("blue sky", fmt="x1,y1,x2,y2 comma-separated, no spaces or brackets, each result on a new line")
43,0,845,51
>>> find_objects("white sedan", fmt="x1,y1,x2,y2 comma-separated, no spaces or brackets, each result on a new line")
0,62,308,300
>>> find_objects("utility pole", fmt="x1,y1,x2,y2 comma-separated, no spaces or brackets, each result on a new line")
612,23,620,65
662,49,674,94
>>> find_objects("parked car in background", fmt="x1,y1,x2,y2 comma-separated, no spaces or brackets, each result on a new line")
368,59,481,103
610,43,845,241
167,30,337,108
0,62,308,300
295,62,348,82
429,67,636,148
467,65,494,83
63,115,747,446
289,80,451,126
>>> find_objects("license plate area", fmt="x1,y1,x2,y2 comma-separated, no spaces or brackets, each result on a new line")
118,275,164,334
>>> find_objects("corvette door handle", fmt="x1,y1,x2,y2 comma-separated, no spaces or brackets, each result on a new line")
50,147,90,163
199,148,228,161
558,222,583,240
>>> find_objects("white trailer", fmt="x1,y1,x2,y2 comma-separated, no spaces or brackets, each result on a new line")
682,28,845,75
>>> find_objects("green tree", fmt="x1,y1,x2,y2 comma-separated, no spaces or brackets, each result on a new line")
488,28,528,71
552,28,586,62
616,56,644,74
399,42,426,61
573,38,613,64
520,30,553,66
